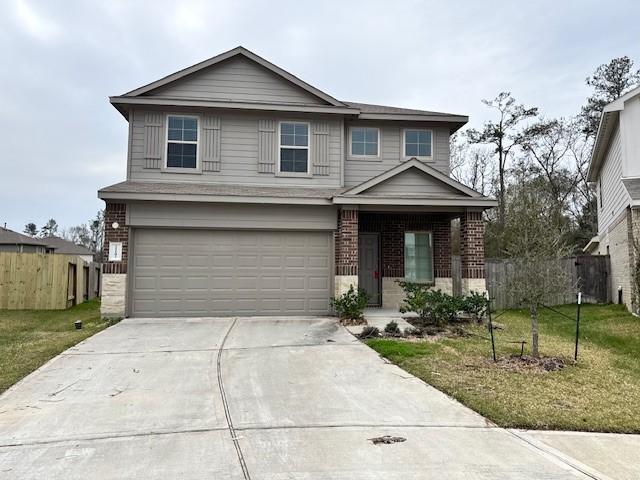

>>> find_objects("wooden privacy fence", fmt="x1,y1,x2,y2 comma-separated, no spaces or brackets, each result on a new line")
0,252,101,310
485,255,610,310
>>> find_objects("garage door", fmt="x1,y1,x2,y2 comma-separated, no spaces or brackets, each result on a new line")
131,229,332,317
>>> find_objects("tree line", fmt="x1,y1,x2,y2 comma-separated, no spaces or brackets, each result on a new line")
23,210,105,260
451,56,640,258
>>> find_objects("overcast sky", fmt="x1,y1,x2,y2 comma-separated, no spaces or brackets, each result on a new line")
1,0,638,233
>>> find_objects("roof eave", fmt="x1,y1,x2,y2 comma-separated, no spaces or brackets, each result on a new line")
110,96,360,116
98,190,334,206
332,195,498,208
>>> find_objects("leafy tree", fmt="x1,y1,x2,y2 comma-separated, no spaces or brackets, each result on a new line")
502,180,573,357
466,92,538,232
579,56,640,138
39,219,59,238
23,223,38,237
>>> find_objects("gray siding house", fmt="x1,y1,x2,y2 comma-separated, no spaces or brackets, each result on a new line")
99,47,496,318
586,85,640,312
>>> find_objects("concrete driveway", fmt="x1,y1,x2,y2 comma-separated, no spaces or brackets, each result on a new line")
0,317,624,479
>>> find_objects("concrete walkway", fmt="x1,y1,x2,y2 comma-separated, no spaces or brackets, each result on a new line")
0,317,634,478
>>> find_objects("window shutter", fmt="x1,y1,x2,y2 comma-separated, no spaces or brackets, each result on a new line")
257,119,277,173
201,115,221,172
312,122,330,176
143,113,164,169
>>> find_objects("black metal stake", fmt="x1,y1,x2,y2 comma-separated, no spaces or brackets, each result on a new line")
487,294,497,362
574,292,582,361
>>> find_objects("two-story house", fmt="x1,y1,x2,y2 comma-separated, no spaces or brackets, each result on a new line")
98,47,496,318
585,85,640,312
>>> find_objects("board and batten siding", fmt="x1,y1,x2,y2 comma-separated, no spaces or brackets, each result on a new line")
128,109,343,186
343,123,450,187
598,125,631,234
147,56,326,106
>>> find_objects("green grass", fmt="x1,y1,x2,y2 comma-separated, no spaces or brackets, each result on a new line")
0,300,110,392
367,304,640,433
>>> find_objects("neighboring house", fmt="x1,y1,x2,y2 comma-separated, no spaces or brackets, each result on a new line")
0,227,53,253
45,236,95,263
98,46,497,319
585,85,640,312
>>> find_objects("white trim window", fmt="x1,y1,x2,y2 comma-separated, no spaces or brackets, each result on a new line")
279,122,309,173
404,231,434,283
167,115,198,169
403,129,432,159
350,127,379,157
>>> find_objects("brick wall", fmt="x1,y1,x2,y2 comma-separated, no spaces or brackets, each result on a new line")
335,208,358,275
102,202,128,274
359,212,453,278
460,210,484,279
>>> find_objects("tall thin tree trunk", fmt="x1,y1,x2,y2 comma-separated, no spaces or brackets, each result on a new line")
529,303,539,358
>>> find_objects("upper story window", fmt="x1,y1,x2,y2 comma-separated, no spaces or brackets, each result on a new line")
404,231,434,283
167,115,198,169
350,127,379,157
403,129,432,159
279,122,309,173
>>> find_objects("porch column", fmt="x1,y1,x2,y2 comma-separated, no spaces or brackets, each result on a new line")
101,202,128,319
460,210,486,295
334,207,358,297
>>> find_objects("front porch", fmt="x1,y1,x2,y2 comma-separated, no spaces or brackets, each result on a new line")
334,209,487,310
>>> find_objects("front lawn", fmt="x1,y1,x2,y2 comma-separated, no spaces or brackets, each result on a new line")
367,304,640,433
0,300,110,392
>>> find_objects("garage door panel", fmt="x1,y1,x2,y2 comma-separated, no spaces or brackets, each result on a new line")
132,229,331,317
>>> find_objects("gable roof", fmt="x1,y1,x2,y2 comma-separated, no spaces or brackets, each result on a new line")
122,46,345,107
588,85,640,181
342,158,482,197
0,227,50,247
334,159,496,208
110,47,468,128
45,236,93,256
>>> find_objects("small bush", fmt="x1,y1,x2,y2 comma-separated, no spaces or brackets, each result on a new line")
460,291,488,321
384,321,401,336
397,282,461,327
331,286,369,321
359,326,380,339
404,326,424,337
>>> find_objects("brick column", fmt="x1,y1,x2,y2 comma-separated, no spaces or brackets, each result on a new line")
334,208,358,296
460,210,486,295
631,208,640,314
101,202,128,318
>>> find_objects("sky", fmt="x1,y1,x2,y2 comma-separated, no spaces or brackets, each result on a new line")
1,0,639,233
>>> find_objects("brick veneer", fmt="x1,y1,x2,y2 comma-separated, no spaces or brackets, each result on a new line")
102,202,128,274
460,210,484,279
359,212,453,278
335,208,358,275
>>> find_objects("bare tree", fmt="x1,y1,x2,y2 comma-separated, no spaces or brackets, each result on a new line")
450,134,494,196
467,92,538,228
502,181,573,357
39,219,59,238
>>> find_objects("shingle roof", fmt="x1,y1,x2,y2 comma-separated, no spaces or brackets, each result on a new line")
623,178,640,200
45,236,93,255
0,228,50,247
99,181,343,198
342,101,462,117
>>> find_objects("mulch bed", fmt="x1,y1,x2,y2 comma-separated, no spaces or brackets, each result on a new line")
494,355,571,373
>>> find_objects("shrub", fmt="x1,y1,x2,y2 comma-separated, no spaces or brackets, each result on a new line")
460,290,488,321
404,326,424,337
331,286,369,321
397,282,461,327
384,321,401,336
359,326,380,339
